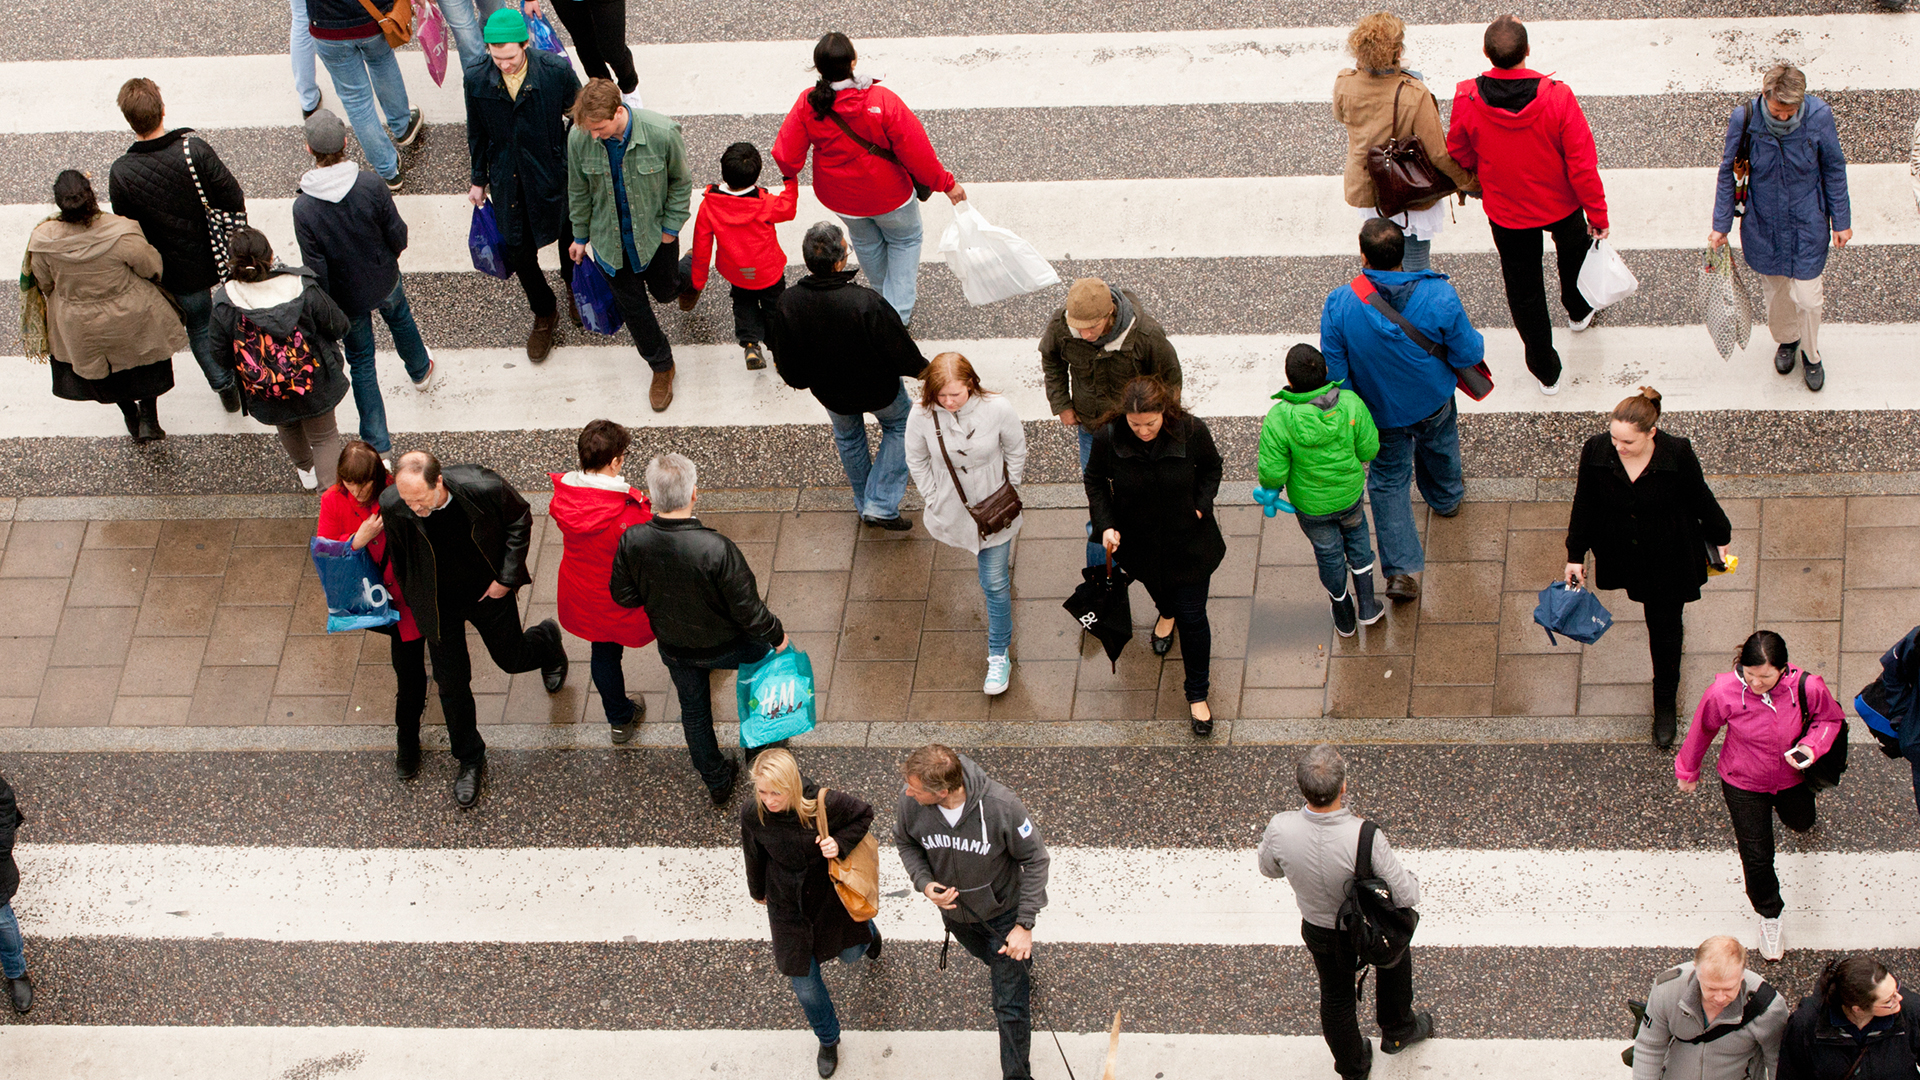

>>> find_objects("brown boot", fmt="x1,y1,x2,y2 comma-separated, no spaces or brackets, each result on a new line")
527,313,557,362
566,287,581,328
649,367,675,412
676,286,701,312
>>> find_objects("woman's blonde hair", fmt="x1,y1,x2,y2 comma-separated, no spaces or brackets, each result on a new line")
1347,12,1406,72
750,748,819,827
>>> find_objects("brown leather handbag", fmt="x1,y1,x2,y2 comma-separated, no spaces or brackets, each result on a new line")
932,409,1021,540
815,788,881,922
1365,82,1457,218
357,0,414,48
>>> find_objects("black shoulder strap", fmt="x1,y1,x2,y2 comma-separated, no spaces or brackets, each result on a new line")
1355,819,1377,880
1737,98,1757,159
1678,981,1779,1045
1351,276,1447,361
1796,670,1814,743
825,109,900,164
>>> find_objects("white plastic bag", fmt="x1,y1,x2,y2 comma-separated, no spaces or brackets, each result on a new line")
1577,238,1638,311
937,201,1060,306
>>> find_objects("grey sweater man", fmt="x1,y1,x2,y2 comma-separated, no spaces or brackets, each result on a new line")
1257,805,1420,928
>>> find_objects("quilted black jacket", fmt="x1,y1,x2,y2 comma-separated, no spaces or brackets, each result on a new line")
107,129,246,295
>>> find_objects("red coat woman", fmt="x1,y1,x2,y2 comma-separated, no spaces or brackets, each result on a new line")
549,422,656,736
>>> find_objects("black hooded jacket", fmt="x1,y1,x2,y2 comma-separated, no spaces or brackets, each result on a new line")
209,265,351,425
107,129,246,295
768,270,927,415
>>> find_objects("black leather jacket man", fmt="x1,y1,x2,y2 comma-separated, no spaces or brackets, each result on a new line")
610,516,783,658
379,463,534,641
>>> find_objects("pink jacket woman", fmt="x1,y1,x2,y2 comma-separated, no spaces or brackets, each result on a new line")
1676,665,1843,794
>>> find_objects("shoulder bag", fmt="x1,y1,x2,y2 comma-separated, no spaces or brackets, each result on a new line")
181,137,247,283
825,109,933,202
356,0,414,48
1349,274,1493,400
1795,670,1849,792
1731,99,1757,218
814,787,881,922
932,407,1022,540
1364,82,1458,218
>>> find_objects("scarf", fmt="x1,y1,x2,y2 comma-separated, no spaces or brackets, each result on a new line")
1091,287,1135,351
1764,100,1805,138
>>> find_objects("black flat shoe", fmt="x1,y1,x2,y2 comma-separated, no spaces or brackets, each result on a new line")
1190,702,1214,737
1653,700,1678,750
396,747,421,780
817,1042,839,1078
1774,340,1800,374
1151,621,1175,656
537,619,568,693
861,514,914,532
708,757,741,807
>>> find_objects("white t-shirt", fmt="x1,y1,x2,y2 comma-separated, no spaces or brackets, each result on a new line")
938,803,965,827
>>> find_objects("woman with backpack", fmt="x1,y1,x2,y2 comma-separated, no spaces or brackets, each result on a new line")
740,748,879,1080
210,227,353,491
770,32,967,327
1778,955,1920,1079
1564,387,1733,749
1675,630,1844,964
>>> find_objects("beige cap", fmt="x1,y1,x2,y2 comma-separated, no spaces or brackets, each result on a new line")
1064,278,1116,330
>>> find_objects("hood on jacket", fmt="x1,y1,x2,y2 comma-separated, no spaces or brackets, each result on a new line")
216,265,318,338
28,214,143,261
548,471,640,534
1270,383,1347,449
700,183,770,224
1363,267,1449,311
299,161,361,203
1477,67,1545,115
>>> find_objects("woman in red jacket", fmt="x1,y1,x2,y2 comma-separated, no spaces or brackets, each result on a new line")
771,32,967,328
315,441,429,778
549,419,656,743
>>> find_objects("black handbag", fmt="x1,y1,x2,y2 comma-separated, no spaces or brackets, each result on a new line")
1349,274,1493,400
826,110,933,201
1364,83,1458,218
931,408,1021,541
1794,670,1849,792
1731,99,1757,218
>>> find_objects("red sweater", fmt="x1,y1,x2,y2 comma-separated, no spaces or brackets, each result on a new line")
687,181,799,293
316,481,420,641
547,473,656,649
1446,68,1608,231
771,83,954,218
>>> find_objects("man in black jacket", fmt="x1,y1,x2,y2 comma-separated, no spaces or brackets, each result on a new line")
466,9,580,361
379,450,569,805
610,453,788,805
0,769,29,1014
107,77,246,412
769,222,927,531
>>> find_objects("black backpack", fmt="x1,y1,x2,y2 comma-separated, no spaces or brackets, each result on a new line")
1337,820,1420,968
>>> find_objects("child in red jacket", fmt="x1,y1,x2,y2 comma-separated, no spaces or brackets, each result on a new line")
682,142,798,370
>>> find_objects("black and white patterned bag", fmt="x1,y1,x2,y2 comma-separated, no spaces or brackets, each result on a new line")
182,136,246,282
1695,245,1752,361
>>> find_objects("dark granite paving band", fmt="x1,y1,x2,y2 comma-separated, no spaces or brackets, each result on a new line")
6,407,1920,498
8,88,1915,205
7,745,1917,851
11,936,1906,1037
33,1,1907,62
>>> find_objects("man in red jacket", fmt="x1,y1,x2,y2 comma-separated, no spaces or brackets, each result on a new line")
1446,14,1609,394
682,143,799,371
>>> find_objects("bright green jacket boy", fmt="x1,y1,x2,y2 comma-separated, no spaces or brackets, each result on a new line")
1256,382,1380,516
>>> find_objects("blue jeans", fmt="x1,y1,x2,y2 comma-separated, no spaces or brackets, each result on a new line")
947,907,1033,1080
590,640,635,725
435,0,506,83
788,934,876,1045
827,383,912,520
1367,398,1463,577
342,280,433,453
839,197,923,325
288,0,319,112
0,902,24,979
313,34,412,180
1077,426,1103,568
979,540,1013,655
1401,237,1432,273
1295,498,1377,597
662,637,772,794
173,287,231,392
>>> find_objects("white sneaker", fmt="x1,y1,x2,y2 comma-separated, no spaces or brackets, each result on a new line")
1539,377,1562,396
983,654,1011,696
1570,310,1596,332
1758,916,1784,962
413,358,436,391
296,466,319,491
381,458,392,472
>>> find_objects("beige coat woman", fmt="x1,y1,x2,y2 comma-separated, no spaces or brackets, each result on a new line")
29,213,186,380
1333,69,1477,214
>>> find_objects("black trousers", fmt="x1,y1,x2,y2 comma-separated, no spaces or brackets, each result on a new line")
548,0,636,92
1488,206,1595,387
1643,599,1686,709
501,197,561,318
383,631,429,751
1301,920,1418,1079
426,593,559,765
1722,780,1817,918
731,278,787,345
606,241,680,372
1141,575,1212,703
946,908,1034,1080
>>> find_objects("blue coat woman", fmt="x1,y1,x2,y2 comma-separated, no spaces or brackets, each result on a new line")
1711,93,1851,281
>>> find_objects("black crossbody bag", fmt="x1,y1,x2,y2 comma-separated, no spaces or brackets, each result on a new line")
826,110,933,202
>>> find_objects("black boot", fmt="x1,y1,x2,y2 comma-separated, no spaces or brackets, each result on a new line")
864,922,882,961
117,400,141,438
1330,590,1358,637
1352,569,1385,626
135,398,165,442
816,1042,838,1078
7,973,31,1014
1653,698,1678,749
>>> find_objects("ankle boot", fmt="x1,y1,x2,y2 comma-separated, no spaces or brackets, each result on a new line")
117,400,141,438
134,398,165,443
1352,569,1385,625
1653,698,1678,749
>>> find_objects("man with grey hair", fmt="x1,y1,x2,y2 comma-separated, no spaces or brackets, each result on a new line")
1629,934,1785,1080
1710,63,1851,392
610,453,789,805
767,221,928,531
1259,744,1430,1078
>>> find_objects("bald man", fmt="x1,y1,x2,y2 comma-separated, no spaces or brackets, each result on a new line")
1630,935,1786,1080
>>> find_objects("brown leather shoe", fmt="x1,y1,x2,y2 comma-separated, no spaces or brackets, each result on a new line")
527,314,557,362
649,367,675,412
676,286,701,312
1385,574,1420,602
566,287,581,327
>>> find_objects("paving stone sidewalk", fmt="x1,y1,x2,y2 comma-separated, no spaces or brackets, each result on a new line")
0,494,1912,741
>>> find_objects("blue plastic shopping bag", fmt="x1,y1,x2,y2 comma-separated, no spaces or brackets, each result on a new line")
571,257,624,335
469,202,511,279
737,646,818,748
309,537,400,633
1532,581,1612,646
525,7,570,62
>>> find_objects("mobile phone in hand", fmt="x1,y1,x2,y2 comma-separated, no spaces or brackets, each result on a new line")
1784,745,1815,770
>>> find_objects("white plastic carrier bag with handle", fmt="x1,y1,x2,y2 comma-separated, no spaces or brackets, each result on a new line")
1576,238,1638,312
938,200,1061,306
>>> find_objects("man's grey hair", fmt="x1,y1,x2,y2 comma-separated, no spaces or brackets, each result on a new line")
1762,63,1806,108
802,221,848,275
645,453,697,513
1297,743,1346,807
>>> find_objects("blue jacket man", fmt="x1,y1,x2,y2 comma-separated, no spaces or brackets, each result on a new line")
1709,64,1850,391
1318,217,1485,602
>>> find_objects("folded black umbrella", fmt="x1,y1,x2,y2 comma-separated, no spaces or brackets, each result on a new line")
1063,553,1133,671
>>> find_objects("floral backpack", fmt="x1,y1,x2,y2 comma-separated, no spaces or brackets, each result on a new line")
231,313,322,401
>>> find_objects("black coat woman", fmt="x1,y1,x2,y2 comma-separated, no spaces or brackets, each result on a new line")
1564,387,1733,748
1778,955,1920,1080
1085,376,1227,737
741,748,880,1079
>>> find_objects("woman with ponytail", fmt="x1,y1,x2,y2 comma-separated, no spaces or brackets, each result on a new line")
1563,387,1733,749
27,169,187,443
771,32,968,327
1778,955,1920,1078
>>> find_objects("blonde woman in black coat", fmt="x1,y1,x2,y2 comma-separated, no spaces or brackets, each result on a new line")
742,748,880,1078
